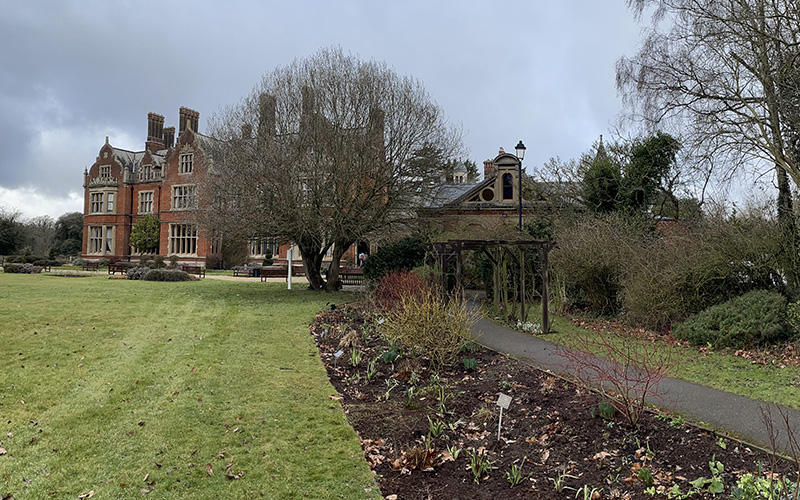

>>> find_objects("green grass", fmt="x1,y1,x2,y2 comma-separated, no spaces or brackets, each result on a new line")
0,273,379,499
533,314,800,410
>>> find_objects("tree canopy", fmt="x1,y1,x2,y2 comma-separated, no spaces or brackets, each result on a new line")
129,215,160,255
206,47,462,290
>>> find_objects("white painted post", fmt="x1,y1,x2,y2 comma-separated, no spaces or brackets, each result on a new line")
287,247,293,290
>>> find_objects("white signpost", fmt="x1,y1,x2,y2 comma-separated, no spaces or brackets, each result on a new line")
496,393,512,441
287,248,293,290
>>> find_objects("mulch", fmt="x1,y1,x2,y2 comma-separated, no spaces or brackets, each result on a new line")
311,305,798,499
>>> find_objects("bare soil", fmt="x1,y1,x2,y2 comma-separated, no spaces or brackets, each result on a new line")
311,306,797,499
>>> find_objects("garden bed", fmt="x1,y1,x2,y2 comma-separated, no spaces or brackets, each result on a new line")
312,305,798,499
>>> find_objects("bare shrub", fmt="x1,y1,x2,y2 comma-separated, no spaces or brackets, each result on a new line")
557,329,679,428
382,288,478,369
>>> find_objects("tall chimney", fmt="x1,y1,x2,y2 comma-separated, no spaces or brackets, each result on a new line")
258,94,276,139
483,159,496,178
179,107,199,135
163,126,175,148
146,113,165,152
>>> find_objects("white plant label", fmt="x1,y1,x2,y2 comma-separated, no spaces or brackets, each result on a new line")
334,350,344,359
496,393,512,441
496,393,512,410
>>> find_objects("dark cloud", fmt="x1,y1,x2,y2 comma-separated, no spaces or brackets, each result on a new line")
0,0,646,217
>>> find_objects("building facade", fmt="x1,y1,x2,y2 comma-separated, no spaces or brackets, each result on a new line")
81,107,357,267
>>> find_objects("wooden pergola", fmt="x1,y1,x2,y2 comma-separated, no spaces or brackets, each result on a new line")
424,239,557,334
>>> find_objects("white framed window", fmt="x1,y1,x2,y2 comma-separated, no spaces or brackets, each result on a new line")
171,184,197,210
106,192,115,213
249,238,279,257
179,153,193,174
90,192,104,213
139,191,154,214
169,224,197,255
88,226,114,254
139,165,152,181
100,165,111,179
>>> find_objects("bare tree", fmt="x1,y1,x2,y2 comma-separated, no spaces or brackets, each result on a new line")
205,47,462,290
25,215,55,257
617,0,800,289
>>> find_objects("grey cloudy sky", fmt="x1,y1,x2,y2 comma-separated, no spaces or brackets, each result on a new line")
0,0,647,219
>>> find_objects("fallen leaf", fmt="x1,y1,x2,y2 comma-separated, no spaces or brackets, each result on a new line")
77,492,94,499
0,448,6,455
205,464,213,476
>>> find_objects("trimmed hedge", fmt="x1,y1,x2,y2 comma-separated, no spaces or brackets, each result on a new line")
672,290,793,349
3,263,41,274
143,269,192,282
126,266,151,280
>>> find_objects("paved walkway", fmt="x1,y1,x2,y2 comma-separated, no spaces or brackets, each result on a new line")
471,310,800,455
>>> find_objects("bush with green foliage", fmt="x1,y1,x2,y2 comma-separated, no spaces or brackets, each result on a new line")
153,255,166,269
129,215,160,254
363,236,426,281
672,290,793,349
98,258,110,268
126,266,151,280
168,255,180,268
3,263,41,274
142,269,192,282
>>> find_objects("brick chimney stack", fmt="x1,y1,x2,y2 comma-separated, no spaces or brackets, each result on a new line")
483,159,496,178
163,126,175,148
179,107,200,135
146,113,165,152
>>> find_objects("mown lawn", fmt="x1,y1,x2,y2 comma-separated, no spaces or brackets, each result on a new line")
0,273,380,499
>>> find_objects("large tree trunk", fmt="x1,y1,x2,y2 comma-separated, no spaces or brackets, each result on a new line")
299,249,325,290
324,241,351,292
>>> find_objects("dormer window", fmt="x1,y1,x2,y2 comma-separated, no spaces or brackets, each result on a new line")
140,165,152,181
180,153,194,174
100,166,111,179
502,173,514,200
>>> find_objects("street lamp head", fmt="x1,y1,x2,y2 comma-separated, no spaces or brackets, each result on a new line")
515,140,526,160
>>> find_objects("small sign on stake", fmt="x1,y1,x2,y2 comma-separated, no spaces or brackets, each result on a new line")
496,393,512,441
333,349,344,367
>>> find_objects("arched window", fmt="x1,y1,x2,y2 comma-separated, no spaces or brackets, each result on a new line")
502,173,513,200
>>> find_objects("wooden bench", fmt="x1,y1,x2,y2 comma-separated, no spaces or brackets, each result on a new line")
82,261,99,271
180,264,206,278
339,267,364,286
233,266,258,277
108,263,128,275
259,267,289,282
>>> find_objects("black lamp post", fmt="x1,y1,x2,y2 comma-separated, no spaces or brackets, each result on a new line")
515,140,526,232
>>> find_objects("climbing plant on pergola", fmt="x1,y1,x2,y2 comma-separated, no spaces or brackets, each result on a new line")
424,239,556,334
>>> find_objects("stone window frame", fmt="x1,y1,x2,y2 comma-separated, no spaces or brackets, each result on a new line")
138,191,154,214
168,223,198,256
171,184,198,210
88,225,114,255
179,152,194,174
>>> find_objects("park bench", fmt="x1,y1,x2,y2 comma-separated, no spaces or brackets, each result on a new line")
108,263,128,275
339,267,364,286
233,266,258,277
82,261,99,271
259,267,289,282
181,264,206,278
